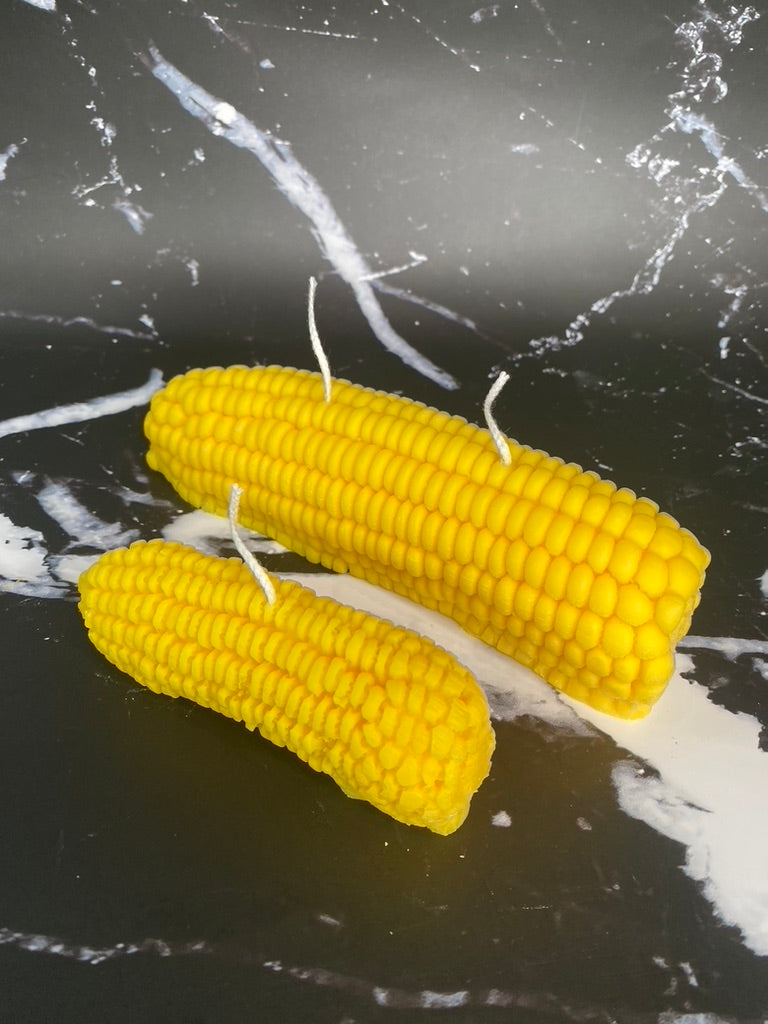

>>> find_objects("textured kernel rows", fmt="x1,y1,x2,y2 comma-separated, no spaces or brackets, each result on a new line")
145,366,710,719
78,539,495,835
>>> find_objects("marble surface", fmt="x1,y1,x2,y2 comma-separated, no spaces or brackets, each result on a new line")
1,1,767,1021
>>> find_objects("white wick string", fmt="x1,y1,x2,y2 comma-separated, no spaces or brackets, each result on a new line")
227,484,277,605
308,276,332,403
483,371,512,466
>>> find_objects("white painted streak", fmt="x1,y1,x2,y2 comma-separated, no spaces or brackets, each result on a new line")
146,48,457,389
0,310,158,341
19,0,56,10
529,2,762,356
161,509,286,556
470,6,501,24
113,198,153,235
0,515,52,585
371,279,480,333
0,928,210,964
389,2,480,72
575,660,768,957
36,481,139,550
674,108,768,213
679,634,768,657
0,141,23,181
0,369,163,440
183,256,200,286
491,810,512,828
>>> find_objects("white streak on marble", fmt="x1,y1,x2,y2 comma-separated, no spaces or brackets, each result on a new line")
0,369,163,440
233,21,367,42
389,3,480,72
53,552,100,583
75,96,153,232
0,933,607,1018
530,177,726,355
711,275,748,330
0,141,24,181
674,109,768,213
529,3,762,357
89,116,116,148
698,371,768,407
528,0,563,49
470,6,500,23
576,659,768,957
509,143,540,155
162,509,286,557
371,279,480,332
147,48,457,390
0,515,52,586
760,569,768,599
491,810,512,828
35,481,139,550
113,197,153,235
0,927,210,964
678,634,768,657
359,252,428,282
19,0,56,9
0,310,158,341
183,256,201,285
658,1013,732,1024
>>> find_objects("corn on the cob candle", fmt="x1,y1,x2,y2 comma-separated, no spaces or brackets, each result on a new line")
77,538,495,835
144,365,710,720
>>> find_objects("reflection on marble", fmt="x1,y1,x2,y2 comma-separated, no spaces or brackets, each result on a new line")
1,0,766,1019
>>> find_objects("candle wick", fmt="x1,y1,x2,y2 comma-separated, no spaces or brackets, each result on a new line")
483,371,512,466
227,484,277,605
308,276,332,404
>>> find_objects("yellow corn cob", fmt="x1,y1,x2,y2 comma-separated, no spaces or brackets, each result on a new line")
144,365,710,720
78,539,494,836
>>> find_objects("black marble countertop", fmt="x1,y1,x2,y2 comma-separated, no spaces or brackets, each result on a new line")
1,1,767,1021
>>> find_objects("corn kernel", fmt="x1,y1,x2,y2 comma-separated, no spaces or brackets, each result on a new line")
566,564,594,608
653,592,686,634
524,548,551,589
554,483,588,519
565,521,595,564
588,574,618,618
575,610,603,651
667,555,702,598
616,583,653,626
554,602,579,641
608,538,642,584
634,622,669,659
603,617,635,659
543,555,572,601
